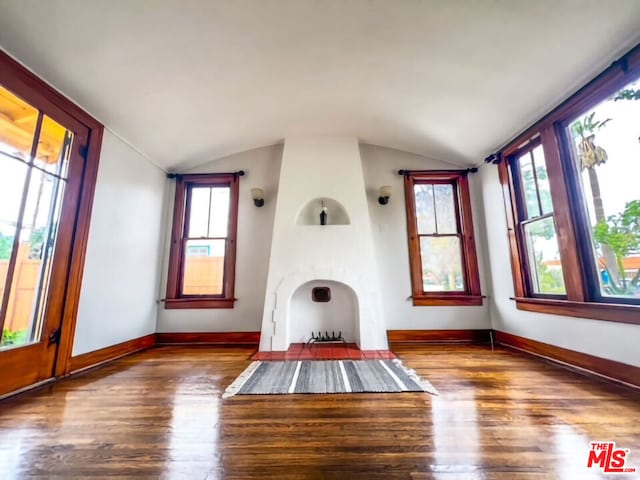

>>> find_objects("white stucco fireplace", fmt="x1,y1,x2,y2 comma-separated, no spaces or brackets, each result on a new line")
258,136,388,351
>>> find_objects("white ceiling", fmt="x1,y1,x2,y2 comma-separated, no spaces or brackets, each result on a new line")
1,1,640,171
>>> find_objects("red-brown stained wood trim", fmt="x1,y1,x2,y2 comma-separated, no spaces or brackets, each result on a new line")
457,174,482,297
68,334,156,373
0,343,43,395
540,127,586,301
155,331,260,345
165,177,187,300
497,43,640,157
0,51,102,131
163,298,236,309
403,170,483,306
412,295,483,306
165,174,239,307
388,329,491,344
403,174,424,301
497,161,527,298
495,44,640,322
495,330,640,389
513,297,640,326
224,174,240,304
55,125,104,376
44,127,90,378
0,50,104,380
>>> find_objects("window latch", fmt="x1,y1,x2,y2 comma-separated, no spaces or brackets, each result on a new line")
48,328,61,346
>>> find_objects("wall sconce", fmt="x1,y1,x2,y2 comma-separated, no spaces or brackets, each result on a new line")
251,188,265,207
378,185,392,205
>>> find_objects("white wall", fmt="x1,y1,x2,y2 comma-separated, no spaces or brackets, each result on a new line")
156,145,283,332
73,131,166,355
157,142,491,336
479,164,640,367
360,144,491,330
73,135,638,364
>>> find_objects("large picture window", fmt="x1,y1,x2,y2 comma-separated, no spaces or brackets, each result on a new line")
495,43,640,324
165,174,240,309
565,77,640,303
403,170,482,306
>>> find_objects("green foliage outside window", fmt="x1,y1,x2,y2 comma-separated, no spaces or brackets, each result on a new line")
570,100,640,298
1,328,28,347
0,233,12,260
594,200,640,295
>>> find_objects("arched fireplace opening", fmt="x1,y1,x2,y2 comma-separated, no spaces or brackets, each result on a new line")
289,280,358,344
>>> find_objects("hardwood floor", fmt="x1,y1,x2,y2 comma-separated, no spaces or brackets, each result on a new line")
0,344,638,479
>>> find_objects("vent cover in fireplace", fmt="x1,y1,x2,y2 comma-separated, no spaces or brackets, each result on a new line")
312,286,331,302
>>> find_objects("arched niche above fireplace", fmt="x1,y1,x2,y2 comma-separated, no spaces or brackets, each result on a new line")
296,197,350,225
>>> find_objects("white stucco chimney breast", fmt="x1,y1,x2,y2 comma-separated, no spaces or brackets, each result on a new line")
259,136,388,351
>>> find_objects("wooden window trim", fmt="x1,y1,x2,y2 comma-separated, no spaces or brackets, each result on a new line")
500,45,640,154
165,173,240,309
512,297,640,326
495,43,640,324
506,140,572,301
403,170,482,306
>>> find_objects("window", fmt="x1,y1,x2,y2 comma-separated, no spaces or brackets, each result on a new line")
165,174,240,309
403,170,482,306
565,79,640,303
508,141,566,296
495,42,640,325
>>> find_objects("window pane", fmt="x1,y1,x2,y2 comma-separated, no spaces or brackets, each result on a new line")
208,187,230,237
414,184,436,234
523,217,566,295
0,86,38,161
35,116,73,178
182,239,226,295
2,170,66,348
567,77,640,300
518,152,541,218
433,184,457,234
188,187,210,238
532,145,553,215
0,157,27,316
419,236,464,292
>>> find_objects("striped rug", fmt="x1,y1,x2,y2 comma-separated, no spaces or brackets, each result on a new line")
222,359,438,398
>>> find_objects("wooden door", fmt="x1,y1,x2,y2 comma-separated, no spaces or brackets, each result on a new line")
0,53,100,396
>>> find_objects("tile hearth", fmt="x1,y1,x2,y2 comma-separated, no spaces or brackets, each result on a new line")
251,343,396,361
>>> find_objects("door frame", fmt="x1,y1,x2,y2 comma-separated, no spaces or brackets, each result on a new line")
0,50,104,386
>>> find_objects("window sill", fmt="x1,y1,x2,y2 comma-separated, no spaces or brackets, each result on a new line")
413,295,484,306
512,297,640,325
163,298,236,309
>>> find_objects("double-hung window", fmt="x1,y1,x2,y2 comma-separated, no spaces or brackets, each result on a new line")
403,170,482,306
496,43,640,324
165,174,240,309
508,141,566,297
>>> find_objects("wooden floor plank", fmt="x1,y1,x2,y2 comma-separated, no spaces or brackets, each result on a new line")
0,344,638,479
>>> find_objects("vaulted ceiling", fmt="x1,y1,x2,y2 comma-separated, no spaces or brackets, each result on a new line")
1,1,639,171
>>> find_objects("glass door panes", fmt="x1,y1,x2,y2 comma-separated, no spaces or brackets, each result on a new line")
567,77,640,301
0,86,73,349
